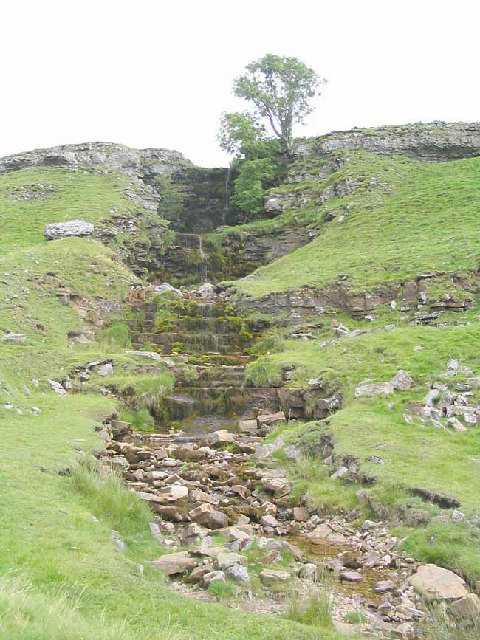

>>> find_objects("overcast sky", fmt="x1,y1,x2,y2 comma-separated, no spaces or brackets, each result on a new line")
0,0,478,167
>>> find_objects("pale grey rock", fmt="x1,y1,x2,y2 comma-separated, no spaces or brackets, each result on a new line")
1,332,26,343
48,379,67,396
354,382,394,398
97,362,114,377
392,370,414,391
198,282,215,298
202,570,225,587
44,220,94,240
152,283,183,297
259,569,290,585
410,564,468,600
225,563,249,582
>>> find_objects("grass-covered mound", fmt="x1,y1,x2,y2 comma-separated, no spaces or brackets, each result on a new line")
233,151,480,299
247,310,480,586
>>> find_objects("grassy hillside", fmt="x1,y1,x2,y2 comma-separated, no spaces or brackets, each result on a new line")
234,151,480,298
0,167,348,639
236,149,480,588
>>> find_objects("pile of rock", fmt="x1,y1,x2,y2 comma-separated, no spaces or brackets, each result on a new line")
98,417,480,638
405,360,480,432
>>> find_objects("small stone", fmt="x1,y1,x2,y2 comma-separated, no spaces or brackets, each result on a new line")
202,570,225,588
375,579,395,593
186,564,213,584
256,411,286,427
330,466,348,479
452,509,465,521
216,552,246,570
293,507,309,521
97,362,114,376
208,430,235,447
340,571,362,582
298,563,318,581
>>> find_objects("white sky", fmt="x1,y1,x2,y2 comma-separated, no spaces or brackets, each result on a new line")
0,0,478,167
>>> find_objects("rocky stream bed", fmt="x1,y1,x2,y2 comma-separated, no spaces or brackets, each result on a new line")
87,287,479,639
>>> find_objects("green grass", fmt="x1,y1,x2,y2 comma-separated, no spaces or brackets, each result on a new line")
0,168,136,252
249,318,480,583
233,151,480,298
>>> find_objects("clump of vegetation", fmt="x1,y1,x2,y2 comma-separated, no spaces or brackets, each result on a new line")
286,578,334,628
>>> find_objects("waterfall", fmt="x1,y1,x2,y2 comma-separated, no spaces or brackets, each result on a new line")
198,235,209,283
222,166,231,225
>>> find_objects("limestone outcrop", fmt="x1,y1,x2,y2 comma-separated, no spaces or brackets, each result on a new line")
44,220,94,240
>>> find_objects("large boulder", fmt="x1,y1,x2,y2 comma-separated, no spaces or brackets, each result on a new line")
151,551,198,575
44,220,94,240
447,593,480,619
410,564,468,601
189,503,228,529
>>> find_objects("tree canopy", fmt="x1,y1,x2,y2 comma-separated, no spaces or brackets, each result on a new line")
220,54,325,157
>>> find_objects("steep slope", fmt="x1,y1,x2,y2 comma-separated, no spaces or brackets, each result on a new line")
222,125,480,593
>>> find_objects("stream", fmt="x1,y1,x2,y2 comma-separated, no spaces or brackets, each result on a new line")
102,287,424,640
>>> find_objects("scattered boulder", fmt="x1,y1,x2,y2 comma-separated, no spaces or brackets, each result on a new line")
255,435,284,459
152,283,182,297
238,419,258,435
256,411,286,428
410,564,468,601
158,484,189,502
215,552,246,570
340,570,362,582
354,382,394,398
151,551,198,575
447,593,480,619
44,220,94,240
48,379,67,396
392,370,414,391
1,332,26,343
259,569,290,585
198,282,215,298
189,503,228,529
97,362,114,376
225,563,249,582
208,430,235,447
202,570,225,587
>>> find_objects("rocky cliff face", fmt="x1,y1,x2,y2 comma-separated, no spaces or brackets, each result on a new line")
0,141,235,234
295,122,480,162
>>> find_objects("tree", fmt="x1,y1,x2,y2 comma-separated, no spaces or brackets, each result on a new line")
231,158,275,218
232,54,325,155
218,111,267,158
